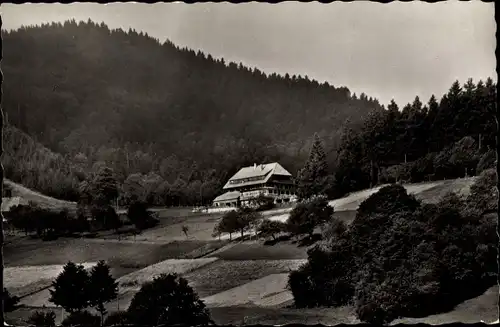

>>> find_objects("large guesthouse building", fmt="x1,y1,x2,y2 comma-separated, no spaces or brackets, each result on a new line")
212,162,297,208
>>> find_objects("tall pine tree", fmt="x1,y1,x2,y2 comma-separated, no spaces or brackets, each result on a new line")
296,133,329,199
49,262,90,313
88,260,118,326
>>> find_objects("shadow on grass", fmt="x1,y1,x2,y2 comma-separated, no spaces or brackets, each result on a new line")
401,278,498,319
263,234,292,246
296,233,322,247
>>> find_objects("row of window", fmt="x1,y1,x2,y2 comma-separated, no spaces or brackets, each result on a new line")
214,202,238,207
237,184,293,192
229,175,267,184
267,189,295,196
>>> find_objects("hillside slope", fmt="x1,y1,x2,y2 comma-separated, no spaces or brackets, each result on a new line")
3,179,77,213
3,124,81,201
266,177,478,222
2,20,381,189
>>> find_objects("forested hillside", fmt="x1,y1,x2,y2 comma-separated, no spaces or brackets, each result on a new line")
3,125,79,201
1,20,497,205
2,20,382,205
332,78,497,197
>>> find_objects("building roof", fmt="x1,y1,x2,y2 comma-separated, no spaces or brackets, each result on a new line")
1,197,28,212
223,162,292,190
213,191,241,202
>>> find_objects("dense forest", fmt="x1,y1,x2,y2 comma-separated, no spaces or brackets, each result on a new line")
1,20,497,206
2,20,382,204
332,77,497,197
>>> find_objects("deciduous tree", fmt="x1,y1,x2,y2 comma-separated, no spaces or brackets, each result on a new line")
127,273,213,326
287,195,333,238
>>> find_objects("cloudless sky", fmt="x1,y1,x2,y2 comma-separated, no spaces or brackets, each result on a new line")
1,2,496,107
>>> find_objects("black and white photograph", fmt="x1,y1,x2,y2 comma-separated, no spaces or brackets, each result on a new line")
0,2,497,326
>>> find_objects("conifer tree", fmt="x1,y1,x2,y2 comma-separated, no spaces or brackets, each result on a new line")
91,166,118,206
296,133,329,199
49,261,90,313
88,260,118,326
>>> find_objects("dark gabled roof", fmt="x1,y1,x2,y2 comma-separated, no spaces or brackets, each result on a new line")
213,191,241,202
223,162,292,190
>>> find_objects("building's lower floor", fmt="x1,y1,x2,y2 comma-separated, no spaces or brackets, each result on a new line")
212,184,297,208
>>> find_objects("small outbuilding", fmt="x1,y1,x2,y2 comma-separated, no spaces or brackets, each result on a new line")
212,191,241,208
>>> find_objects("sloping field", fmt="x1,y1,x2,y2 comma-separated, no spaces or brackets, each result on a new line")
8,239,215,309
21,258,219,308
4,238,220,279
209,305,358,325
5,263,96,298
117,257,219,288
156,207,214,218
201,273,292,308
207,284,497,325
104,258,307,311
264,177,478,223
120,214,223,242
327,178,476,211
6,307,66,326
391,285,498,325
208,242,308,261
19,288,56,308
413,177,477,203
184,259,307,298
4,179,77,213
105,257,220,312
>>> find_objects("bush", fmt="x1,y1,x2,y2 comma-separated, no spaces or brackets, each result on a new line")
289,183,497,324
384,164,411,183
448,136,480,176
61,310,100,327
250,194,275,211
104,311,130,326
476,149,496,174
27,311,56,327
433,137,481,179
462,168,498,218
127,273,213,326
127,201,159,230
409,153,435,183
67,213,91,234
321,218,347,241
289,240,354,308
8,204,79,237
355,184,419,220
257,219,287,240
91,205,122,231
432,148,449,178
287,195,333,237
3,288,20,312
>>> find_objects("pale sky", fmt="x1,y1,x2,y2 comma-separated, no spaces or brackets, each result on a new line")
1,2,496,107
